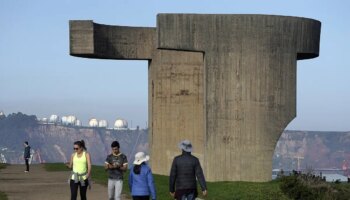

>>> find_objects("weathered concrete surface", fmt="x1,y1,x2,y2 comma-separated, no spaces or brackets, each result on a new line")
70,20,155,59
69,14,320,182
149,50,205,174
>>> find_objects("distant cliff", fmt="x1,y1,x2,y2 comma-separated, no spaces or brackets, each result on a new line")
273,130,350,170
1,113,350,170
0,114,148,165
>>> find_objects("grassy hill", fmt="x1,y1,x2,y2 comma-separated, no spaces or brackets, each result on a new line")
45,163,290,200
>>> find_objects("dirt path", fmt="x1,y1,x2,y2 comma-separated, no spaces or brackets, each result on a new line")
0,164,130,200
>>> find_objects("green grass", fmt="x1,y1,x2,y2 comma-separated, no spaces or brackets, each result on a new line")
0,192,8,200
204,180,290,200
44,163,70,172
44,163,290,200
0,164,8,200
152,173,290,200
0,163,7,170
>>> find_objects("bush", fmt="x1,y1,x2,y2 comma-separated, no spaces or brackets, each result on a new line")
280,173,350,200
280,175,316,199
0,112,37,129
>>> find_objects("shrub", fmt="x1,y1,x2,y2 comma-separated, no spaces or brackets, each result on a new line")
280,173,350,200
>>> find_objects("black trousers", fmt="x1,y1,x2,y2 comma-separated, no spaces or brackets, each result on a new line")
70,179,88,200
132,196,150,200
25,158,29,171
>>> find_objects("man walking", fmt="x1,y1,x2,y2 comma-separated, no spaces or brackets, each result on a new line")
23,141,31,172
105,141,128,200
169,140,207,200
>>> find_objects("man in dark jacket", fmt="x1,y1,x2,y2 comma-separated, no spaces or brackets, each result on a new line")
169,140,207,200
23,141,31,172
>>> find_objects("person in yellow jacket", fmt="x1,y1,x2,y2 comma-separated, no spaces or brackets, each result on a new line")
67,140,92,200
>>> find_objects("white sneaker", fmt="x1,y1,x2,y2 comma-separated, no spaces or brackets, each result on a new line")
24,171,29,173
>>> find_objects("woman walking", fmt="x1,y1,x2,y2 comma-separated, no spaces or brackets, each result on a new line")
129,152,156,200
67,140,91,200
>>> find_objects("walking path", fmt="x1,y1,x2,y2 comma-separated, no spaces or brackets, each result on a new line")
0,164,130,200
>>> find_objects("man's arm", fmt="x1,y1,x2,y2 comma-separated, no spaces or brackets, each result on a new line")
119,163,128,171
105,156,111,170
169,158,177,194
195,158,207,196
119,155,128,171
27,147,31,158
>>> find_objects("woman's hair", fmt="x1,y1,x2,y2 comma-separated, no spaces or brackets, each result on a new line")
133,162,145,175
74,140,86,151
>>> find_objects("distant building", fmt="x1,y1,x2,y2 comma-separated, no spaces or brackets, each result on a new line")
49,115,60,123
61,116,68,125
61,115,78,126
39,118,49,124
89,118,98,127
66,115,77,125
75,120,82,127
114,118,128,129
98,120,108,128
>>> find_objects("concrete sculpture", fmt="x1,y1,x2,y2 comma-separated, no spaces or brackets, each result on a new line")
69,14,321,181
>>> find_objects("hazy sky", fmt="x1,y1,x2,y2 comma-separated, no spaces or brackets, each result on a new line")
0,0,349,131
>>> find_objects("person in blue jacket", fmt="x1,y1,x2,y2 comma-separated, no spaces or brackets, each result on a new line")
129,152,156,200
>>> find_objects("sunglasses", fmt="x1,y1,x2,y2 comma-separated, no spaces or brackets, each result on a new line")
112,148,119,151
73,148,80,150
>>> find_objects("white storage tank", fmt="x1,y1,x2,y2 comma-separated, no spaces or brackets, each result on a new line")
49,115,60,123
41,118,48,123
75,120,82,127
89,118,98,127
114,118,128,129
66,115,76,125
98,120,108,128
61,116,68,125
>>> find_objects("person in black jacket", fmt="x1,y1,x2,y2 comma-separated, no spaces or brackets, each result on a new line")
23,141,31,172
169,140,207,200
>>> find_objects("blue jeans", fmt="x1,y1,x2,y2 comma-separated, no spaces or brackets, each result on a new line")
180,192,195,200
